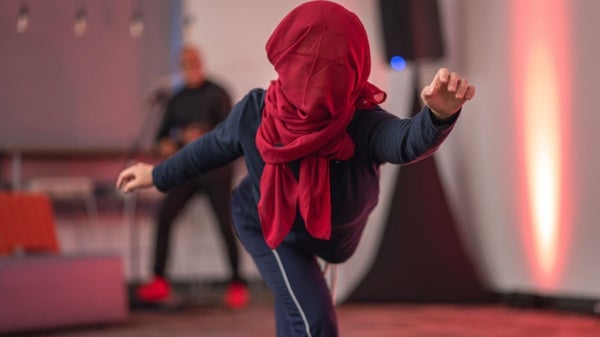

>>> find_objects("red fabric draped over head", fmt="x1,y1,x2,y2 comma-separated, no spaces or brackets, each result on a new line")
255,0,386,249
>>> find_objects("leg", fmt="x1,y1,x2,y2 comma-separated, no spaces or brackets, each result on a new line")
153,180,197,277
270,245,338,337
137,180,198,302
202,169,250,309
275,299,294,337
231,184,337,337
202,170,241,282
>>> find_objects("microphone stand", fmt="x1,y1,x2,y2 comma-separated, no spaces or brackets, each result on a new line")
125,89,170,163
121,90,169,283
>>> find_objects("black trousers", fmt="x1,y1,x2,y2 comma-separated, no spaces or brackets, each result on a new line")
152,166,242,282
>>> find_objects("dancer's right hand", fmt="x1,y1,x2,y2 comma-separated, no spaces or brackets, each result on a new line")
116,162,154,193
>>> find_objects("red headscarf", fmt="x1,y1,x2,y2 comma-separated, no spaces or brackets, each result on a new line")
256,0,386,249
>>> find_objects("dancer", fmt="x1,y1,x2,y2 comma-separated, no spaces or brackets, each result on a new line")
118,1,475,335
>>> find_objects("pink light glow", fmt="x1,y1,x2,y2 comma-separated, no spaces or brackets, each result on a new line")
511,0,571,289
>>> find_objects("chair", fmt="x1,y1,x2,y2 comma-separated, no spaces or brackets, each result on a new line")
0,192,59,255
26,176,98,220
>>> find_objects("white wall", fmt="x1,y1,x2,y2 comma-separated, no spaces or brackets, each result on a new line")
439,0,600,297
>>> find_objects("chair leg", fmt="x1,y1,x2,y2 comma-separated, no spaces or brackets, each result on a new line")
84,193,98,224
122,193,141,281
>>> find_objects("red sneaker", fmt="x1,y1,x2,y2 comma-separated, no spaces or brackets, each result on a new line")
224,281,250,309
136,276,171,302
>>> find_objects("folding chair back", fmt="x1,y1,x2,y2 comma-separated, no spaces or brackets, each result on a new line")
0,192,59,255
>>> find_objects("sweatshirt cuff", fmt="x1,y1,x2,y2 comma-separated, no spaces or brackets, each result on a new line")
151,164,168,193
427,107,460,127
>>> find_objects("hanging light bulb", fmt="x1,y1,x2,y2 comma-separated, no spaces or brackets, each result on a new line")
183,14,195,30
74,5,87,37
183,14,195,40
16,3,29,33
129,10,143,38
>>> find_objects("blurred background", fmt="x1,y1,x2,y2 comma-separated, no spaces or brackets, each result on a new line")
1,0,600,335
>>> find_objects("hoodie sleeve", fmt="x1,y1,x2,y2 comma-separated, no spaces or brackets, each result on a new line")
355,106,459,165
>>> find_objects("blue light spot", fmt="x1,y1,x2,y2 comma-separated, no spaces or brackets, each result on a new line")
390,56,406,71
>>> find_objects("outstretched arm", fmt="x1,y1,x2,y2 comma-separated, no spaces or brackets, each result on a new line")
366,68,474,164
421,68,476,119
116,162,154,193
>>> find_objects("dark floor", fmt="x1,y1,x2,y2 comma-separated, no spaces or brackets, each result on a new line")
9,286,600,337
